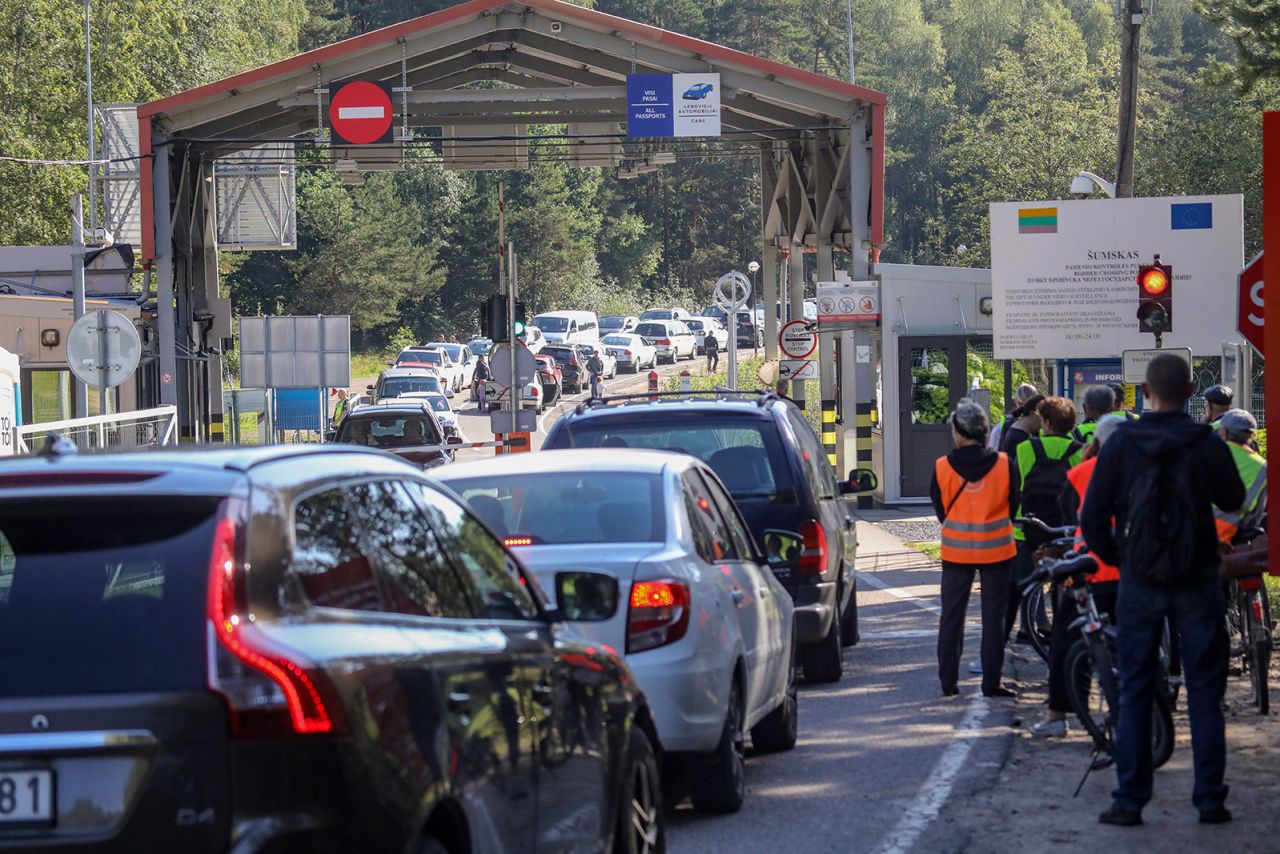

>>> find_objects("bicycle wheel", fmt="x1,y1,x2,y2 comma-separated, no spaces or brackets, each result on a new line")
1152,688,1175,769
1244,590,1271,715
1021,580,1052,663
1065,637,1108,746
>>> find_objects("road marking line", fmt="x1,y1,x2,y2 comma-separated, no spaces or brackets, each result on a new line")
859,628,976,640
857,569,941,616
871,696,991,854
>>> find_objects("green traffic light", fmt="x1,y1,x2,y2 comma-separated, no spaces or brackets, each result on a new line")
513,320,527,337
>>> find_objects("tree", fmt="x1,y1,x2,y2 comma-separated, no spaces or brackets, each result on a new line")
1199,0,1280,90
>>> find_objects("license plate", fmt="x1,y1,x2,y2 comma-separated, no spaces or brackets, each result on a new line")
0,770,54,825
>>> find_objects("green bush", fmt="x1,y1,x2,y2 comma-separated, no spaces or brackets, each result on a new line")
381,326,418,363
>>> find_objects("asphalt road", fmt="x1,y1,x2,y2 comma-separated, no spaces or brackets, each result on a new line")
664,521,1016,854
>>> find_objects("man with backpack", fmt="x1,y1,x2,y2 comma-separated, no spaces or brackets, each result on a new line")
1006,396,1083,643
1082,354,1244,827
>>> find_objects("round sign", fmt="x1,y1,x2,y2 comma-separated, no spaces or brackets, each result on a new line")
66,310,142,388
778,320,817,359
329,81,394,146
1238,252,1263,355
714,271,753,309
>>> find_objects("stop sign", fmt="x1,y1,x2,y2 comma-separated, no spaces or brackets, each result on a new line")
329,81,394,146
1238,252,1264,355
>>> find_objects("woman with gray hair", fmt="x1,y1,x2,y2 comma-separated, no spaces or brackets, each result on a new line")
932,400,1021,698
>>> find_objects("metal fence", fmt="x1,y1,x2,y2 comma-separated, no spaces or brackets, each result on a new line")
15,406,179,454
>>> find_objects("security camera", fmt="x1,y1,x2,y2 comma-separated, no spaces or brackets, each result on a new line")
1070,174,1095,199
550,21,562,33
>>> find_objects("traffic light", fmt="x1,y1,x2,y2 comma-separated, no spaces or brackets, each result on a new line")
512,300,527,340
480,294,509,342
1136,257,1173,335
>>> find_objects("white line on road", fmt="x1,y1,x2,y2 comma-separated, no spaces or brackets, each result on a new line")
871,695,991,854
859,628,976,641
857,569,942,616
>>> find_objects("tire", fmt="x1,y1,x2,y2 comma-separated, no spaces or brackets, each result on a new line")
1065,637,1174,768
839,582,860,647
689,678,746,814
613,726,665,854
751,634,798,753
1151,689,1175,770
800,608,843,683
1021,582,1052,664
1245,591,1272,715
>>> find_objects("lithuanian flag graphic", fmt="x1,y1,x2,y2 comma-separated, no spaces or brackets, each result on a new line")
1017,207,1058,234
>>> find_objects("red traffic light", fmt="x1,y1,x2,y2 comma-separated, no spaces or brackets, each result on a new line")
1138,266,1169,295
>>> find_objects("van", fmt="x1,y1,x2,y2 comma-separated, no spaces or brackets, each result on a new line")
530,310,599,345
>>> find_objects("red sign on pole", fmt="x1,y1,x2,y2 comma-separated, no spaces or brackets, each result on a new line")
328,81,394,146
1238,253,1264,356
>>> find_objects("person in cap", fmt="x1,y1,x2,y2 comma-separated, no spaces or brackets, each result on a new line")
1073,385,1116,444
1083,354,1243,827
931,401,1020,699
1214,409,1266,545
1203,385,1234,427
1107,382,1140,420
1031,413,1126,738
989,382,1039,450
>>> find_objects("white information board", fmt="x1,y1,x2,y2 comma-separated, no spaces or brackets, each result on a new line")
673,74,721,137
990,195,1243,359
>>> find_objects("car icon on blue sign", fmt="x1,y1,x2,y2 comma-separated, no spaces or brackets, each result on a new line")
682,83,715,100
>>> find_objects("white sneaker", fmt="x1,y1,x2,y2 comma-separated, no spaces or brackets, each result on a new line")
1032,718,1068,739
967,660,983,675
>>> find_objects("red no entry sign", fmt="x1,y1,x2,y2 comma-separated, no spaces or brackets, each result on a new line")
329,81,394,146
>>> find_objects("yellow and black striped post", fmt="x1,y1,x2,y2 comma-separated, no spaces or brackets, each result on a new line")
821,399,838,468
209,412,224,443
855,401,874,508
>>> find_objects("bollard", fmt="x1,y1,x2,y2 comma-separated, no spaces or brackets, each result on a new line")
679,370,692,394
648,370,659,401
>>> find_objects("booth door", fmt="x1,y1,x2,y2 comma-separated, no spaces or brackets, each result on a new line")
898,337,969,498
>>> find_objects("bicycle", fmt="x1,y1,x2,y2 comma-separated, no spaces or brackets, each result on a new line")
1020,546,1175,788
1223,526,1273,715
1018,516,1078,664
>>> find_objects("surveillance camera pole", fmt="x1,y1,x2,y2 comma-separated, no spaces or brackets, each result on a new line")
1115,0,1143,198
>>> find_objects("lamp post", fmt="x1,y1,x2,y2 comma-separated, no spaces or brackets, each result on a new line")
747,261,760,353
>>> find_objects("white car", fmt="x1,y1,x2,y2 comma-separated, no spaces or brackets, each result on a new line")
437,449,798,814
520,325,547,354
579,343,617,379
396,347,464,393
401,390,461,438
426,342,476,388
685,317,729,353
369,367,452,403
483,377,544,413
600,315,640,335
639,307,691,321
634,319,697,363
600,332,657,372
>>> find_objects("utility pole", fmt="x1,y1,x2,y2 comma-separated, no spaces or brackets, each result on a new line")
71,194,89,418
1114,0,1144,198
846,0,856,84
84,0,96,231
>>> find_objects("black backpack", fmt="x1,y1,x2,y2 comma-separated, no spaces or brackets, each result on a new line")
1122,445,1199,585
1020,438,1080,543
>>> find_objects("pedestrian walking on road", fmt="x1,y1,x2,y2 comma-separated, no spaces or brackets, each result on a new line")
1082,354,1244,827
932,401,1020,699
587,351,605,399
473,355,491,411
705,332,720,372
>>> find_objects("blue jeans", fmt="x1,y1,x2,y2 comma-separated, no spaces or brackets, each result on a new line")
1112,575,1229,813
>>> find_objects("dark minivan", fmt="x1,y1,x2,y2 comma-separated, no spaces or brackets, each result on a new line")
0,444,663,853
545,392,874,683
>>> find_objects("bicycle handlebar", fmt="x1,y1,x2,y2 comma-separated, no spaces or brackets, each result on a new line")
1016,515,1076,539
1021,552,1100,595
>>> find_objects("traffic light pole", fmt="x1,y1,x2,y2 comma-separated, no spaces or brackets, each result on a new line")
1115,0,1142,198
507,242,519,436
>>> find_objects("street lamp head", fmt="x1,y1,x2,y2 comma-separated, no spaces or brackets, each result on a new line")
748,261,760,274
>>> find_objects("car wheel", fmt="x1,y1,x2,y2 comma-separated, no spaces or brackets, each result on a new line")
801,607,844,683
613,726,665,854
840,578,860,647
690,677,745,814
751,632,798,753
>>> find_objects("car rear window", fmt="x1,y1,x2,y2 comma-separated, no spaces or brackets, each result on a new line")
445,472,665,544
547,415,795,502
380,376,443,397
0,497,220,697
634,323,667,338
338,413,440,447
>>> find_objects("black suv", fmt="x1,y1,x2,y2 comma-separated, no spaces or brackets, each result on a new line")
703,306,762,348
0,444,664,852
331,400,458,468
541,344,586,393
545,392,873,682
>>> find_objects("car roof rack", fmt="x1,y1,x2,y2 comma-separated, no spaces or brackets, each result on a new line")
572,387,782,416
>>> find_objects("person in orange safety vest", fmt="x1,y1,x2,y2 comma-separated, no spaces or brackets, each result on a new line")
931,401,1020,699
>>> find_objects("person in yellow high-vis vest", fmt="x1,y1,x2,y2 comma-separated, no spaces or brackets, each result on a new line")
1214,409,1266,544
931,401,1020,699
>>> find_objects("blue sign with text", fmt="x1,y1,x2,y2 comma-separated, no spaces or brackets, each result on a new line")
627,74,673,137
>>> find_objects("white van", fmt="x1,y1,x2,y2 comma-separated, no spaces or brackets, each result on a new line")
530,310,600,345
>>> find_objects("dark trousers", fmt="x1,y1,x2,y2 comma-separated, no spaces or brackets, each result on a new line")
938,560,1012,694
1112,576,1229,813
1047,580,1118,712
706,349,719,370
1004,541,1037,642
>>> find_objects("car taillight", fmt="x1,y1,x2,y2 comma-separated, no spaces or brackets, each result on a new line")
569,359,580,366
799,520,826,575
207,511,346,739
504,535,535,547
624,350,633,356
657,339,671,346
627,580,690,653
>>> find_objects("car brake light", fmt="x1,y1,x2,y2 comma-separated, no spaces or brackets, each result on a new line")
799,520,826,575
627,580,690,653
570,359,580,366
657,339,671,346
504,535,535,547
207,510,346,739
624,350,633,356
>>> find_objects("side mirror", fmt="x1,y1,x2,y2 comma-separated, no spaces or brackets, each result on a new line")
840,468,878,495
366,384,375,392
446,435,464,446
552,571,620,622
762,530,803,566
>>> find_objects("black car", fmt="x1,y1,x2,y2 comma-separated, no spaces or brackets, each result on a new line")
541,344,586,393
331,400,458,468
0,444,664,852
545,391,874,683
